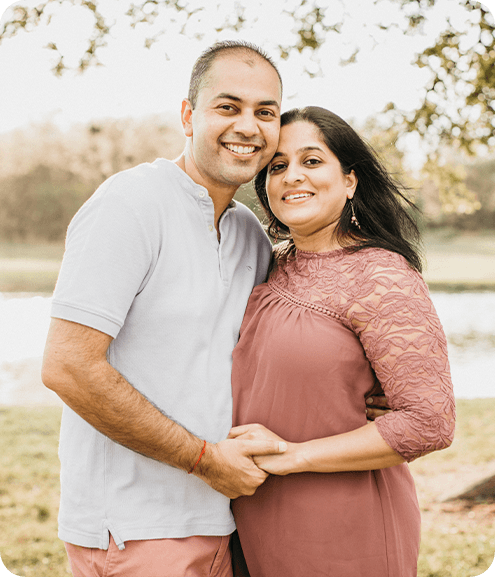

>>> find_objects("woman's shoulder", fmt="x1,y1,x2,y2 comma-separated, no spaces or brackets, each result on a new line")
348,246,412,267
342,246,420,281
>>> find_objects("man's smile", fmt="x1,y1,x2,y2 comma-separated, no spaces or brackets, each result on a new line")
222,143,260,156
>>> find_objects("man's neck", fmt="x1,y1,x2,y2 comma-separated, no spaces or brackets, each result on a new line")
174,153,238,231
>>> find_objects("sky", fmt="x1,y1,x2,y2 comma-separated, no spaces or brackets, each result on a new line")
0,0,494,169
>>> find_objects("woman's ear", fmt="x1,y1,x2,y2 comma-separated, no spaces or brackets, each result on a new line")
181,99,193,137
346,170,358,199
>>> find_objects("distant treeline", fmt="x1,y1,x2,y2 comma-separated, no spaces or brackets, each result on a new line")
0,116,185,242
0,116,494,242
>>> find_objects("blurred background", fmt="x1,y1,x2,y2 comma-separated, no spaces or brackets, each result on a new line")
1,0,494,401
0,1,494,576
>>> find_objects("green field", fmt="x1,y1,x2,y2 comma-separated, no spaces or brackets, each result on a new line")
0,400,494,577
1,230,495,293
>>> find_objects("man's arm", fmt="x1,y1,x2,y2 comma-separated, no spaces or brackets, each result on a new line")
42,318,285,499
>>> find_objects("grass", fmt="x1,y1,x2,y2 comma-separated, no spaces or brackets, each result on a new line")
0,401,494,577
409,398,495,577
0,407,68,577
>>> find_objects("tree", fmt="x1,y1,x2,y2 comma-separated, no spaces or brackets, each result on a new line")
1,0,493,155
382,0,495,155
1,0,494,222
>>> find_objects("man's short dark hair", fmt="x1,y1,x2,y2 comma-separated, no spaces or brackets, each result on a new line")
188,40,282,109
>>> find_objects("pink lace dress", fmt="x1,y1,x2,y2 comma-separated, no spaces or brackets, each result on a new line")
231,247,455,577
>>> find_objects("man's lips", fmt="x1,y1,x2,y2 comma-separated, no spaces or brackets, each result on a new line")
222,143,260,155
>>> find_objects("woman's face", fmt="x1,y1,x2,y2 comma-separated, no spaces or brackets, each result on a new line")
266,121,357,250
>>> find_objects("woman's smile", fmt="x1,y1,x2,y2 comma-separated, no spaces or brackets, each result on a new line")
282,190,315,202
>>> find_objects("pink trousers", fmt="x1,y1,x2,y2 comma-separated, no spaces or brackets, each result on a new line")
65,535,233,577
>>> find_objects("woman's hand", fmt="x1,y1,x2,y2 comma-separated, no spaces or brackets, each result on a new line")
228,424,298,476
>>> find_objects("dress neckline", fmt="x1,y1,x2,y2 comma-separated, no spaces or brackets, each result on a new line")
295,246,348,258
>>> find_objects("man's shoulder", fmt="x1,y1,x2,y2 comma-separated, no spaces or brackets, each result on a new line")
234,202,269,234
92,158,185,206
105,158,176,188
233,202,271,260
233,201,262,226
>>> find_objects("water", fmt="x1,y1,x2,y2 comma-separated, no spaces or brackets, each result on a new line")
0,292,494,402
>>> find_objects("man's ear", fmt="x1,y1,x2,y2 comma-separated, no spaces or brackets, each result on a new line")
181,99,193,137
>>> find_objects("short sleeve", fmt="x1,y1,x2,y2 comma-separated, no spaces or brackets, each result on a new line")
346,255,455,462
51,176,155,338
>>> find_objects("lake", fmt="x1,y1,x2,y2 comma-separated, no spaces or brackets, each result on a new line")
0,291,494,402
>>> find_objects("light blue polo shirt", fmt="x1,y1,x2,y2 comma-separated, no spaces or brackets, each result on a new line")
51,158,272,550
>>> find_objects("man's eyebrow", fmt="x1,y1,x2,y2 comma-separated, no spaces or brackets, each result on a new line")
214,93,280,108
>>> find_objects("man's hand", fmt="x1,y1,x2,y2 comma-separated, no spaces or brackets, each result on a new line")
194,437,287,499
366,395,392,421
227,424,295,477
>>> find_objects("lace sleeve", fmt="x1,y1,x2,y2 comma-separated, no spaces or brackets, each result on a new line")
345,252,455,462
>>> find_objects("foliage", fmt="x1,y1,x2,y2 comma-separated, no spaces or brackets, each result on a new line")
382,0,495,155
460,157,495,228
1,0,494,219
419,156,495,228
421,160,481,217
1,0,493,155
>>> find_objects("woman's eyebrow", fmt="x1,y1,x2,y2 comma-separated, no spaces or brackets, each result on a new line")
272,146,324,159
297,146,324,153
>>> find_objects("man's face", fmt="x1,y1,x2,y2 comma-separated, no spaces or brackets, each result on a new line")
182,54,282,192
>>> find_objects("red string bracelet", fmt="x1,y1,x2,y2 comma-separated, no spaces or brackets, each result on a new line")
188,440,207,474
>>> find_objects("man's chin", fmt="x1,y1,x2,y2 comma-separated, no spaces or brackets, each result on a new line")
221,165,263,186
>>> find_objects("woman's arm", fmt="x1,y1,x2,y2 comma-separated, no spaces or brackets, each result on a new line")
347,257,455,462
228,422,403,475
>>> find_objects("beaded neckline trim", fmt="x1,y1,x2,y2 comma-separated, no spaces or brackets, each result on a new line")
268,279,347,324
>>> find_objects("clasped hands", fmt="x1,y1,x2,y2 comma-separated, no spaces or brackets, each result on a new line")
227,395,392,477
198,395,391,498
228,423,294,476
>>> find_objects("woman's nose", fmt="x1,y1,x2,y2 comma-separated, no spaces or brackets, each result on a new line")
283,163,304,184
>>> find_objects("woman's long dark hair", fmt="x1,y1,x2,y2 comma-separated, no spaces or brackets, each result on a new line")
254,106,423,272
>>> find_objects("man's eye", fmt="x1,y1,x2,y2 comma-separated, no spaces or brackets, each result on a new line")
219,104,235,112
258,110,275,117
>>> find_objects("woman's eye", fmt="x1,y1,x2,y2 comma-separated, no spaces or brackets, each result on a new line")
269,163,286,173
305,158,321,166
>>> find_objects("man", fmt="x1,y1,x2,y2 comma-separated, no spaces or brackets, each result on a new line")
42,40,286,577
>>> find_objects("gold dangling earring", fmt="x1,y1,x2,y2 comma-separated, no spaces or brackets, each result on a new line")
350,200,361,230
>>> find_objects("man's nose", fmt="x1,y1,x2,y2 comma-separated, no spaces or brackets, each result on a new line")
233,111,260,138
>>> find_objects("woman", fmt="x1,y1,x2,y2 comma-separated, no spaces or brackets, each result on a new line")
229,107,455,577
